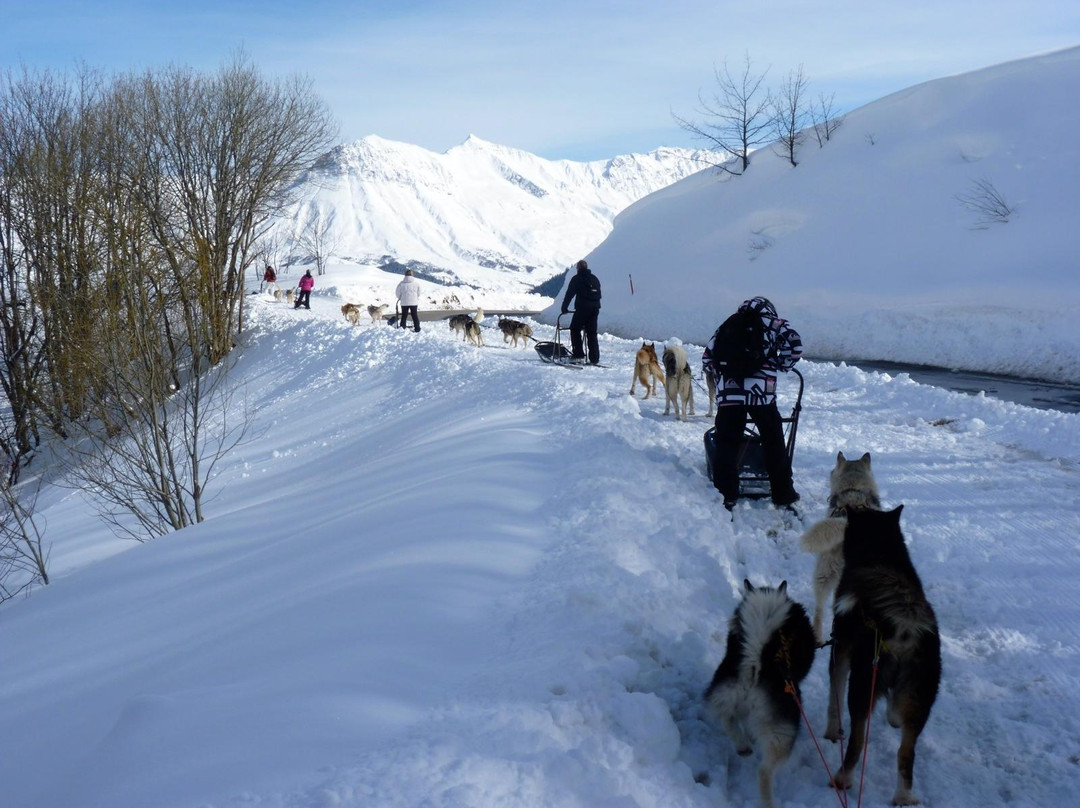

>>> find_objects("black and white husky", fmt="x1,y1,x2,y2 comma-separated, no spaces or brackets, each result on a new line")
705,580,816,808
825,506,941,806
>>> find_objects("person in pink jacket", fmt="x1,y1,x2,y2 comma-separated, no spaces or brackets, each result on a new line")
294,270,314,310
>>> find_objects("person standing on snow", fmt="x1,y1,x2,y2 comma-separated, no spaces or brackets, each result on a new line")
560,259,602,364
703,296,802,511
261,264,277,293
395,269,422,332
294,270,314,310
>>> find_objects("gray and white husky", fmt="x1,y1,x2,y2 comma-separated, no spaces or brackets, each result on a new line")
799,451,881,643
705,580,816,808
662,341,694,420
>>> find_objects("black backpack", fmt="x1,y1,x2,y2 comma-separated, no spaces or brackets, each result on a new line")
709,308,769,379
579,273,601,307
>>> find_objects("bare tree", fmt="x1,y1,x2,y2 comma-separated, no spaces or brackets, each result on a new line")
955,177,1015,228
673,53,774,175
297,206,339,276
0,473,47,601
770,65,810,167
810,91,844,147
122,53,336,364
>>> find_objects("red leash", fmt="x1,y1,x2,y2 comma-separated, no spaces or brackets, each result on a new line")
786,679,849,808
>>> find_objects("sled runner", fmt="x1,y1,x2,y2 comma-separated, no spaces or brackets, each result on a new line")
703,367,804,499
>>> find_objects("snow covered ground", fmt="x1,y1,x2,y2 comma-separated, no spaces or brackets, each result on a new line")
0,276,1077,807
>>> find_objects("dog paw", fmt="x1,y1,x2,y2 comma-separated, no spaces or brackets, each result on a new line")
830,770,852,790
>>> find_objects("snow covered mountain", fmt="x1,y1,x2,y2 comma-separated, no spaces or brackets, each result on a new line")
276,134,709,292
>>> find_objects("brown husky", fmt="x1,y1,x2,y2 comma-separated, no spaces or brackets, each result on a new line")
629,342,665,399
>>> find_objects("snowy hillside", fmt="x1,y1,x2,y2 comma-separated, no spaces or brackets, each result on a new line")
276,135,709,292
0,281,1076,807
558,47,1080,383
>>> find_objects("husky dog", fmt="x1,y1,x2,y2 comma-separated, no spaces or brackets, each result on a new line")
629,342,665,399
662,342,695,420
448,308,483,341
497,317,533,348
285,288,295,305
706,580,816,808
825,506,940,806
341,303,361,325
273,288,284,302
800,451,881,643
464,318,484,347
703,364,717,417
367,303,389,324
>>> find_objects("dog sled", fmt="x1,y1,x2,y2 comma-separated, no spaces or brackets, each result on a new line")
534,312,577,366
703,367,804,499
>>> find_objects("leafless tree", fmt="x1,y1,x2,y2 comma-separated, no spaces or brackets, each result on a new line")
771,65,810,167
673,53,774,175
0,473,47,602
297,206,339,276
955,177,1015,228
810,91,844,147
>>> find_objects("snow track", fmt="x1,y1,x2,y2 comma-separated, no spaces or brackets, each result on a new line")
244,298,1080,807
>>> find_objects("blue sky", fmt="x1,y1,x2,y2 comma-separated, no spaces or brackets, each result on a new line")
6,0,1080,160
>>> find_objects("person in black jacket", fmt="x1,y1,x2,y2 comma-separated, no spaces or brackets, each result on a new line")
560,260,602,364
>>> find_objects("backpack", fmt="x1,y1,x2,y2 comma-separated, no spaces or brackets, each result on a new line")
579,273,601,306
709,308,769,379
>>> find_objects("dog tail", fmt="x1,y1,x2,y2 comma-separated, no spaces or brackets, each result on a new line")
663,350,677,378
799,517,847,554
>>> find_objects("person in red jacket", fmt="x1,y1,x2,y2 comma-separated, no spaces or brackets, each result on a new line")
261,264,277,293
294,270,314,310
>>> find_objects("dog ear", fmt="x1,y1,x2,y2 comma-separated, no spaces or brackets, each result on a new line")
836,451,846,464
778,580,788,594
743,578,755,593
861,452,871,465
890,504,904,520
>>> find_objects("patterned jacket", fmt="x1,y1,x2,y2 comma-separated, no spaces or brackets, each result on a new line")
702,297,802,407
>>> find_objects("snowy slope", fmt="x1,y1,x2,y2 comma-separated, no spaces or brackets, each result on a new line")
555,47,1080,383
0,278,1077,807
277,135,710,291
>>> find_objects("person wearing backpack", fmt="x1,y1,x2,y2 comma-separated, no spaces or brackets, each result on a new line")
560,259,602,364
703,296,803,511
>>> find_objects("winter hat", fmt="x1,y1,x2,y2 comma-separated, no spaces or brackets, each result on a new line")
576,260,588,271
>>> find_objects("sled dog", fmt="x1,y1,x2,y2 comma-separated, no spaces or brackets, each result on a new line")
341,303,361,325
706,580,816,808
663,342,695,420
285,288,295,305
799,451,881,643
825,506,941,806
448,308,483,341
464,317,484,347
703,364,717,417
629,342,665,400
273,288,284,302
367,303,389,324
497,317,533,348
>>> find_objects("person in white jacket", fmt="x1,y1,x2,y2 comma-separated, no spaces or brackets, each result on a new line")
395,269,422,332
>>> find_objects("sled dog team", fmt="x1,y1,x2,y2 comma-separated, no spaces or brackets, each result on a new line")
707,451,941,808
